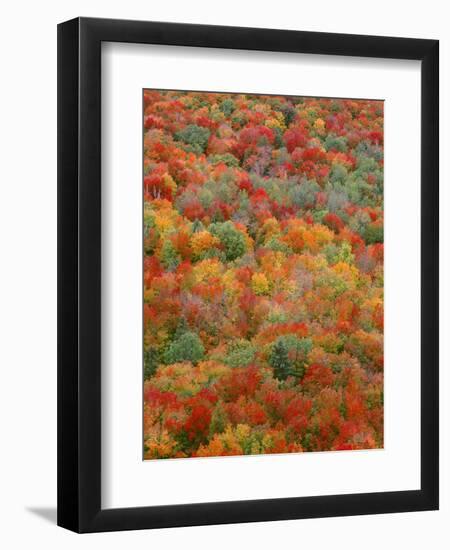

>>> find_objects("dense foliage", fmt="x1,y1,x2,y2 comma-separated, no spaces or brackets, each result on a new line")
143,90,384,459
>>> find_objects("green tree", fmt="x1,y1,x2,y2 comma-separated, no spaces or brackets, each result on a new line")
287,336,312,379
209,400,228,436
219,98,236,117
208,153,240,167
174,124,210,154
281,104,296,127
269,339,290,381
224,339,256,368
144,347,159,379
163,331,205,365
191,219,205,233
289,178,320,208
324,134,348,153
160,239,180,271
209,221,246,261
337,241,355,264
364,223,383,244
174,316,189,338
269,336,312,381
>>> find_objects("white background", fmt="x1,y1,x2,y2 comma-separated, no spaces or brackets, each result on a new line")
102,43,421,508
0,0,448,548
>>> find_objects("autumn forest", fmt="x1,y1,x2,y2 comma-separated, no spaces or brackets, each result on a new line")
143,90,384,459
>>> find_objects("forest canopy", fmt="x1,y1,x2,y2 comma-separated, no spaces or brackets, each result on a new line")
143,90,384,459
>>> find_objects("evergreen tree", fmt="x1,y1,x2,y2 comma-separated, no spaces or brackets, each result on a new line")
191,219,204,233
143,347,159,380
364,223,383,244
174,316,189,338
269,339,290,381
209,400,228,436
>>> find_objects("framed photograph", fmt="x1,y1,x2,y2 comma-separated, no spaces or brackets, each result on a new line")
57,17,439,533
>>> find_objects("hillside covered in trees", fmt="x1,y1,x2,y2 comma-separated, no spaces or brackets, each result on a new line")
143,90,384,459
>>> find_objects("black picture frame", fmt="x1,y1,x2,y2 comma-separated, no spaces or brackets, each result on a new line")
57,16,439,533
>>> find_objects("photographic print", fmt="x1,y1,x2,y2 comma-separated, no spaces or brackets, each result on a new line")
143,90,384,460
